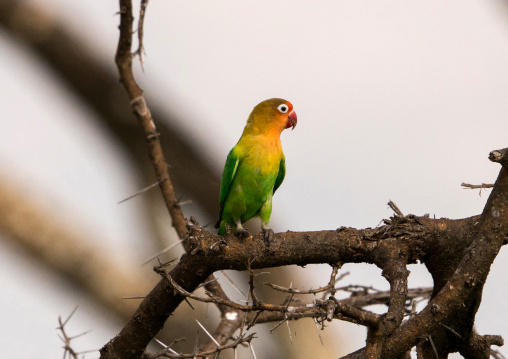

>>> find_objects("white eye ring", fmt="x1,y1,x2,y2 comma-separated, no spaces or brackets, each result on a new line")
277,104,289,113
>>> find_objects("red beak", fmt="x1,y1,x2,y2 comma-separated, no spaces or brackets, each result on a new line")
286,111,297,130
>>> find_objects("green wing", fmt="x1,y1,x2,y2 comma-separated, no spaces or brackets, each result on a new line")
215,148,240,227
273,156,286,194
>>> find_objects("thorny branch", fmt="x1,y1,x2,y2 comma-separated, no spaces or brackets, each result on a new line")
265,265,343,295
240,287,433,331
100,153,508,358
155,263,419,328
462,182,495,197
462,183,495,190
58,308,94,359
107,1,240,358
382,149,508,358
98,0,508,358
134,0,149,69
114,0,187,240
149,333,257,359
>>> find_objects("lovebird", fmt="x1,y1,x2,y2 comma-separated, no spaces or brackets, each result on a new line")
215,98,297,241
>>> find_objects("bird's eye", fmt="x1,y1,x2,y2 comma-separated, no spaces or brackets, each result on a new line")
277,104,289,113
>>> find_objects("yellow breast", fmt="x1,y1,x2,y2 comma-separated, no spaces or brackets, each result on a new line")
238,134,282,174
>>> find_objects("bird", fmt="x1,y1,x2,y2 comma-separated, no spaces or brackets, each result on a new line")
215,98,297,241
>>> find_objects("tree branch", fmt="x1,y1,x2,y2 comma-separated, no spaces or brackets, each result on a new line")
381,152,508,358
115,0,187,240
0,176,154,320
99,211,484,359
99,151,508,358
246,287,432,326
265,265,342,295
104,3,238,359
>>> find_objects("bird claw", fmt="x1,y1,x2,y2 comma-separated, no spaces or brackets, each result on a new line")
262,228,274,244
236,228,251,239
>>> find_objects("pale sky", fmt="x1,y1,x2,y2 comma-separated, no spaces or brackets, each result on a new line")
1,0,508,357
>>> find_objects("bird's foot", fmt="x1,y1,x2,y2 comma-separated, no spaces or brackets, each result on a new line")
236,228,251,239
262,228,274,244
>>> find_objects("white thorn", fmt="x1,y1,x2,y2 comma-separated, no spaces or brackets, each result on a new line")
313,318,324,345
196,320,220,347
154,338,178,354
249,342,258,359
142,239,184,265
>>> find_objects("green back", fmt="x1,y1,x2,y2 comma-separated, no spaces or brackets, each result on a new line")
216,148,240,227
273,155,286,194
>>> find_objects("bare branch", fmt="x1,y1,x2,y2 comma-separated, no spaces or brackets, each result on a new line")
381,159,508,357
115,0,187,240
329,297,382,327
248,265,261,308
461,183,494,190
100,207,484,359
134,0,149,70
57,308,94,359
265,266,344,295
248,286,432,327
109,3,240,358
149,334,256,359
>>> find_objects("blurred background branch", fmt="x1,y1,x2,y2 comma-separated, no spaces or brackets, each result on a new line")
0,0,220,238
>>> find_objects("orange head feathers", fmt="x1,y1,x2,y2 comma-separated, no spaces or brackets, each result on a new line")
243,98,297,136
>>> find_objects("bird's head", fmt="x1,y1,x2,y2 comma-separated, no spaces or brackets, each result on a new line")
246,98,297,134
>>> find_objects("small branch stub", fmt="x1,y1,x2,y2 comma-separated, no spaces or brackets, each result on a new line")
489,147,508,167
130,95,150,117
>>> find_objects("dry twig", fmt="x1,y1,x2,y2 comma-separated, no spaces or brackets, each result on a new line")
461,183,495,190
57,307,95,359
149,334,256,359
265,266,344,295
